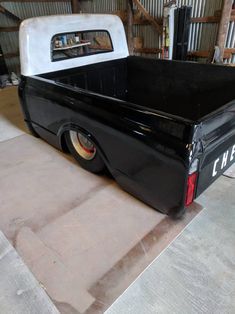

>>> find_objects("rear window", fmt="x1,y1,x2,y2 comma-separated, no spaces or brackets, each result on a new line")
51,30,113,62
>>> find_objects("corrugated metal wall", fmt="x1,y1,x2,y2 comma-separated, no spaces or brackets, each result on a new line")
226,13,235,63
0,0,234,74
0,1,72,74
80,0,235,62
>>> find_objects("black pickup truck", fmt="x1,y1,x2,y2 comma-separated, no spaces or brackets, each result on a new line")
19,14,235,217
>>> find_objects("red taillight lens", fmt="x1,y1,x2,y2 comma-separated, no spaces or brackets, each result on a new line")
185,172,198,207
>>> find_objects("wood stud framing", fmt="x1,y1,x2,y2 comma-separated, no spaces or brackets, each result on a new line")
189,2,234,61
0,0,234,62
71,0,80,14
0,26,19,32
216,0,234,62
126,0,134,54
188,48,235,59
132,0,163,35
0,0,80,62
0,0,70,2
125,0,163,55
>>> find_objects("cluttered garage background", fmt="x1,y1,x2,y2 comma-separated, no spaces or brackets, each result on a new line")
1,0,235,83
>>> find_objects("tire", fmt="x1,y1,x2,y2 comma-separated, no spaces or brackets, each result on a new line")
169,206,186,219
26,121,40,138
65,130,105,174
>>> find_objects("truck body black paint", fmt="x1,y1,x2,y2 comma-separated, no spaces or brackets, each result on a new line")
19,15,235,217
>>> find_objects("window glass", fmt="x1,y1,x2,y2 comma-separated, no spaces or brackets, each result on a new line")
51,30,113,62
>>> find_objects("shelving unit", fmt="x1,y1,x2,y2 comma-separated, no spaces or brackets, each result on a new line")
53,42,90,51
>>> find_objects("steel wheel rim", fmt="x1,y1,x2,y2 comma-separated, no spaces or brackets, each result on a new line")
69,131,96,160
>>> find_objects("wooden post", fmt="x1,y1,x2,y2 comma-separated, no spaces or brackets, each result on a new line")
216,0,233,62
127,0,134,55
71,0,80,13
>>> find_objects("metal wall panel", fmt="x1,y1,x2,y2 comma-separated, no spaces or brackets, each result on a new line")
1,1,72,19
80,0,234,64
1,0,235,74
0,1,72,74
226,21,235,63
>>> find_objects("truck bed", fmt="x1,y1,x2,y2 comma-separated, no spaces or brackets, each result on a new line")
19,14,235,217
41,56,235,121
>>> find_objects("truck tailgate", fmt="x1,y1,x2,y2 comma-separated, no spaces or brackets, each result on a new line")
196,102,235,197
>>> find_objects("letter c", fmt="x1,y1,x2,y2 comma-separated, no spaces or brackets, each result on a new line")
212,158,220,177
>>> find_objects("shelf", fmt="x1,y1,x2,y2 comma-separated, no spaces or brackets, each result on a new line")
134,47,162,54
53,42,91,51
191,10,235,23
0,26,19,32
188,48,235,59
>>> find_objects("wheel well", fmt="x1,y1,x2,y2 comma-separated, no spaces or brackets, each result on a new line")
60,127,109,165
60,131,69,153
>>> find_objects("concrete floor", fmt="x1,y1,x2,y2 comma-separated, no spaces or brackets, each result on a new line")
0,231,59,314
0,87,201,313
106,174,235,314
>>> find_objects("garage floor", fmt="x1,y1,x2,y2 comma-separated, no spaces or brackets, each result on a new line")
0,231,59,314
0,87,233,314
106,174,235,314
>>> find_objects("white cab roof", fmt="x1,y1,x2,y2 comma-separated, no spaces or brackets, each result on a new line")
19,14,129,76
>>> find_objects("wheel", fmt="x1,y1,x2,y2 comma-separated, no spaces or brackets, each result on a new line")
169,206,186,219
65,130,105,173
25,121,40,138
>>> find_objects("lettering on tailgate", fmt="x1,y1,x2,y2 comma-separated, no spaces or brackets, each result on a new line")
212,144,235,177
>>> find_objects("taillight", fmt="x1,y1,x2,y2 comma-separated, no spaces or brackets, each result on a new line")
185,172,198,206
185,159,199,207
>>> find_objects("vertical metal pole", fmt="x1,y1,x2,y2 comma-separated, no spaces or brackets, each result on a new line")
216,0,233,62
127,0,134,55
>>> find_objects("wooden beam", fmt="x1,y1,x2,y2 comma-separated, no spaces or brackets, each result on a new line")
132,18,150,25
188,50,210,58
0,26,19,32
188,48,235,59
71,0,79,13
0,0,70,2
224,48,235,58
127,0,134,55
191,16,220,23
132,0,162,34
134,48,162,54
0,4,22,22
3,52,19,59
225,48,235,54
191,14,235,23
119,16,163,25
216,0,233,62
214,8,235,16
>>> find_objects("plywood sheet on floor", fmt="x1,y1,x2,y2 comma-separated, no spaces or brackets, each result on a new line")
0,133,201,313
0,87,202,313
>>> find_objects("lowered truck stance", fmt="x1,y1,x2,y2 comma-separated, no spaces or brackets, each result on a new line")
19,14,235,217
